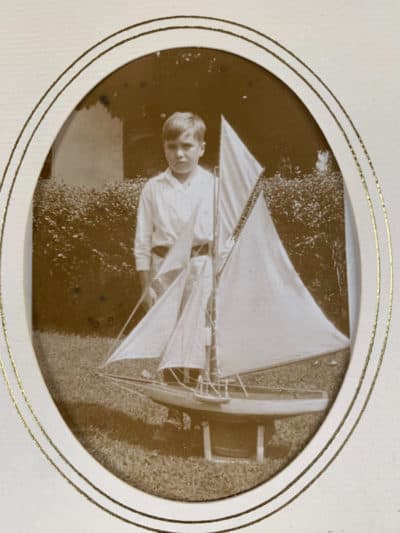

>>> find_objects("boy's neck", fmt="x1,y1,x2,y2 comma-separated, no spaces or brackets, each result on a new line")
170,165,198,183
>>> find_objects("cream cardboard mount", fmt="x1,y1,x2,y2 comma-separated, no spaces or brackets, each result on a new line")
0,5,399,533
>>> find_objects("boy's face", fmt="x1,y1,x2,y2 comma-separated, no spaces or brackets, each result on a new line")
163,129,205,179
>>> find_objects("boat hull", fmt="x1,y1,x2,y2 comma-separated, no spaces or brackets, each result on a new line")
112,377,329,421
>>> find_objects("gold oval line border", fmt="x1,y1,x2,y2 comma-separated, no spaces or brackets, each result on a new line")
0,17,386,529
0,16,391,532
0,19,385,529
0,22,388,528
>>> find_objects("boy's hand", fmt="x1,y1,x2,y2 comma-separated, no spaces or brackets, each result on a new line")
143,287,157,311
138,271,156,310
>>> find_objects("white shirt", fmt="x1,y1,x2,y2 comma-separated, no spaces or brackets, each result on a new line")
134,165,215,271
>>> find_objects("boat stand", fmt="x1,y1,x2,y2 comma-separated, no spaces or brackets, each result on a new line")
201,420,267,463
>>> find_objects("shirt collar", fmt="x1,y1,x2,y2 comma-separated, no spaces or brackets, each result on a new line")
163,165,202,189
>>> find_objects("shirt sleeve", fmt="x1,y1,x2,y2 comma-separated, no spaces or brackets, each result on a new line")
134,182,153,271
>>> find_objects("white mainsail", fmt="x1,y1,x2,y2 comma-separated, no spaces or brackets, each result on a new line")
159,261,211,371
216,193,350,378
217,116,263,260
104,267,189,365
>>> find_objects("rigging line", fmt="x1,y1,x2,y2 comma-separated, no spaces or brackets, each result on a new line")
100,228,200,369
99,372,160,385
98,288,146,369
206,378,224,397
104,376,151,401
232,171,266,240
99,368,327,397
168,368,196,392
235,374,249,398
205,309,215,328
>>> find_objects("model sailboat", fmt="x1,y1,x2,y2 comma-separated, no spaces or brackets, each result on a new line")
100,116,349,431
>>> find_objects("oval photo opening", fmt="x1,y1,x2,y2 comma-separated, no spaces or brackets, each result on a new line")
31,47,354,501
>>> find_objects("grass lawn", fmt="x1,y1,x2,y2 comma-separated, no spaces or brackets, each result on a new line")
33,330,349,501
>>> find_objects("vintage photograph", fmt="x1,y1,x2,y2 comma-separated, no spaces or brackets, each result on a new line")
32,47,352,501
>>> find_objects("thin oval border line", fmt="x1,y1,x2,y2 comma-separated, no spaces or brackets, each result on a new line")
0,17,391,531
0,22,386,528
0,18,384,524
0,20,385,529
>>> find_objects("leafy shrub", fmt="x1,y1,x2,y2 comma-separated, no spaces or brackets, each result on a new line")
32,171,348,336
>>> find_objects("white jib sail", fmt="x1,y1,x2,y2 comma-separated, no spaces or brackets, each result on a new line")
216,194,350,378
158,260,211,371
103,267,189,365
217,116,263,259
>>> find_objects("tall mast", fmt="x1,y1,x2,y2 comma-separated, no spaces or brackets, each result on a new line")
208,165,220,381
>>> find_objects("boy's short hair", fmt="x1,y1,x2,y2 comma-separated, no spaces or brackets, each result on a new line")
162,112,206,143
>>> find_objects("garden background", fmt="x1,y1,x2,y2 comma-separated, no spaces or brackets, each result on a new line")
32,47,348,339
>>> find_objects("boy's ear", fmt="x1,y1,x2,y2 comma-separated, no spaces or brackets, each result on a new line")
200,141,206,157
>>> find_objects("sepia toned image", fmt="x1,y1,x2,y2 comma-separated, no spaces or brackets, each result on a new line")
32,47,353,501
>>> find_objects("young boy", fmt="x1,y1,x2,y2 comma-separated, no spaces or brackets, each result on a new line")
134,111,214,386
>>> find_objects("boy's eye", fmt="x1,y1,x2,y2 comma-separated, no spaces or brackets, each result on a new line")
166,143,193,150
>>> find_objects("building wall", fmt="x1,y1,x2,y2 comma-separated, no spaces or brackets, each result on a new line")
52,102,123,188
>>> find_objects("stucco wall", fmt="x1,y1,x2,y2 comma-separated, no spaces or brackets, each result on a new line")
52,102,123,187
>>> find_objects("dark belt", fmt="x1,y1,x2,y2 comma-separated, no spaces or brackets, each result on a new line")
152,243,210,259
